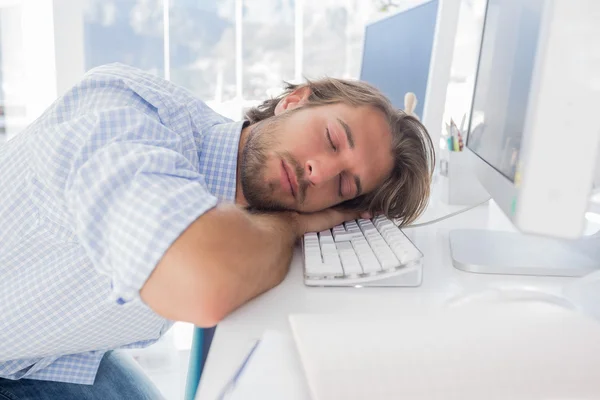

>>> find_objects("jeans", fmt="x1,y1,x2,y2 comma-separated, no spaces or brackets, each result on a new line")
0,351,164,400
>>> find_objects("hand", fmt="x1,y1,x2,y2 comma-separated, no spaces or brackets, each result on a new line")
293,208,372,235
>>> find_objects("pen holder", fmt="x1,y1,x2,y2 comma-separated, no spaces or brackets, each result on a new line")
438,150,489,205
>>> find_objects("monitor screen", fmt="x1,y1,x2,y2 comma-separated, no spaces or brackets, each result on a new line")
466,0,545,182
360,1,438,118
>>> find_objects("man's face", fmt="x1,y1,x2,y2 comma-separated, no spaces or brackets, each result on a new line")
240,99,394,213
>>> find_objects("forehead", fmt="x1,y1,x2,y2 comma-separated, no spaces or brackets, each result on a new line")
337,103,390,138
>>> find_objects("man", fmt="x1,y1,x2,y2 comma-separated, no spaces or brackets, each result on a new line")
0,63,434,398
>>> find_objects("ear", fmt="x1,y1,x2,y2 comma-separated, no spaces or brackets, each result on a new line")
274,86,311,115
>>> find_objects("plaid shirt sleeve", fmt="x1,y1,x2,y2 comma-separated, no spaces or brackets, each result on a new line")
0,63,241,384
64,107,218,304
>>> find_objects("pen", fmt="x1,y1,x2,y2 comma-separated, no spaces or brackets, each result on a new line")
217,339,261,400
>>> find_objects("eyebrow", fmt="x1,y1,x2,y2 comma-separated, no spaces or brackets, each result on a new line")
337,117,355,149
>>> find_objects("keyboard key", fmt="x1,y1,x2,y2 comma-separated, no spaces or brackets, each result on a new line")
321,243,337,255
336,242,363,275
305,250,321,259
305,243,343,277
321,263,344,276
304,244,320,255
304,239,323,269
376,227,421,263
379,255,399,270
344,220,359,229
334,233,354,242
351,237,381,273
389,243,421,264
332,225,345,234
304,235,320,254
332,224,354,241
344,221,363,238
319,230,335,244
305,261,344,277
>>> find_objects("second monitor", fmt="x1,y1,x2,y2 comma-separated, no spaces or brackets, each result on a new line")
360,1,438,119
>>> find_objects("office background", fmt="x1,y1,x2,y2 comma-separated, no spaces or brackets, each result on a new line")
0,0,485,398
0,0,439,142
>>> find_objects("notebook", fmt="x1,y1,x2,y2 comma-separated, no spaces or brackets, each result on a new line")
289,301,600,400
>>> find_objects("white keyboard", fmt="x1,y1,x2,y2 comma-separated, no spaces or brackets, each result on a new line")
302,215,423,287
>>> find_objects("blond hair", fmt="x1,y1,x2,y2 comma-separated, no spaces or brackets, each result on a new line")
245,78,435,226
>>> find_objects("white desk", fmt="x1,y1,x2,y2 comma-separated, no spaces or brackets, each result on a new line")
196,198,571,400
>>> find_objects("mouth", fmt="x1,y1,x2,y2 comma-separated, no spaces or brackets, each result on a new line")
281,159,298,200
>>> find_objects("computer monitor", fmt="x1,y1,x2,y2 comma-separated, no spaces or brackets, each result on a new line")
448,0,600,276
360,1,439,119
360,0,466,172
360,0,468,174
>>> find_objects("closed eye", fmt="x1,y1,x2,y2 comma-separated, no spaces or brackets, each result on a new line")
326,128,337,152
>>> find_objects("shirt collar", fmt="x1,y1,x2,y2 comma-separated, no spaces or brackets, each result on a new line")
198,120,246,203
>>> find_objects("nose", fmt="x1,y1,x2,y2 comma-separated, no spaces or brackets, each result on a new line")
305,159,338,186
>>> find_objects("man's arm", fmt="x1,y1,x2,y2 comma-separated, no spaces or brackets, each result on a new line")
59,106,359,328
140,204,362,327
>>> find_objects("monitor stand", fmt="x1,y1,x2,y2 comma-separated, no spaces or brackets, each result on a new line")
449,229,600,277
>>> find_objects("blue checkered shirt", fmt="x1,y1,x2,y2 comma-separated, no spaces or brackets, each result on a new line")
0,63,243,384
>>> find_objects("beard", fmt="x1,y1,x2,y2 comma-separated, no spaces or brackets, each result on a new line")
241,114,307,212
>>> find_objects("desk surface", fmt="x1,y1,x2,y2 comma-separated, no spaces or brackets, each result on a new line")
197,196,570,399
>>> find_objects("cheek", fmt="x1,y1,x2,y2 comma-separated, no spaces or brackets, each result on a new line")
288,129,322,155
302,185,338,212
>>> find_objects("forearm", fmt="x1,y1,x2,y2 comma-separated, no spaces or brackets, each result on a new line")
140,204,299,327
195,206,299,323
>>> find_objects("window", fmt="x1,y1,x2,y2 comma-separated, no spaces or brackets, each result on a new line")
0,4,27,142
3,0,419,129
83,0,165,76
303,0,353,79
242,0,295,99
169,1,236,102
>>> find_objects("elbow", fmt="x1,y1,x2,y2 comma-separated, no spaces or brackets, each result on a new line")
190,312,221,329
187,279,234,328
140,263,227,327
189,300,225,328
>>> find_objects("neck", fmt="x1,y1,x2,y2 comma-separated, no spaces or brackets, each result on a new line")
235,122,253,207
